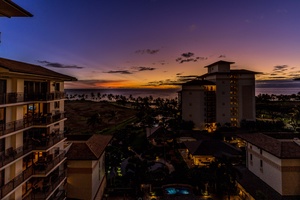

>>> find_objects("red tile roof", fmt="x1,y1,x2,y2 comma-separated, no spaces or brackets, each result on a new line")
0,57,77,81
66,134,112,160
238,133,300,158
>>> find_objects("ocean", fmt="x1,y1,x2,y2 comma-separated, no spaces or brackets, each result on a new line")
65,80,300,100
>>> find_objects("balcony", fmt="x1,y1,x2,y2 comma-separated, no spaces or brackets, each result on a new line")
0,118,33,137
0,113,65,137
33,151,66,176
0,166,33,199
0,145,33,168
32,134,65,150
0,91,65,105
32,112,65,126
24,171,66,200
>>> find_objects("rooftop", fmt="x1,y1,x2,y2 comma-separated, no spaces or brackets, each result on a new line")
66,134,112,160
0,0,33,17
238,133,300,158
0,57,77,81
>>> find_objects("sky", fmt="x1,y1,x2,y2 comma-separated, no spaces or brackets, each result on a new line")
1,0,300,89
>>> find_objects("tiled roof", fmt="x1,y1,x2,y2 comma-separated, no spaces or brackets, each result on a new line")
66,134,112,160
184,139,241,157
0,57,77,81
238,133,300,158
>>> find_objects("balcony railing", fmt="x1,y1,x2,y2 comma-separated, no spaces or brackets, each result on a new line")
32,112,65,126
0,145,33,168
0,91,65,105
0,166,33,199
33,151,66,175
0,113,66,137
29,171,66,200
32,134,65,150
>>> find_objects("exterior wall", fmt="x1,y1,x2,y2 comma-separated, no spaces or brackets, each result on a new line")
281,159,300,195
67,160,93,200
67,154,107,200
237,74,256,123
181,85,205,130
205,74,231,125
247,143,282,194
207,63,230,73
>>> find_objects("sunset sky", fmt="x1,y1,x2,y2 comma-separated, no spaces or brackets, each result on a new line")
1,0,300,89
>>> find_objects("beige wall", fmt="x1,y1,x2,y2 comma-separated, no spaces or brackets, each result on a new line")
181,87,205,129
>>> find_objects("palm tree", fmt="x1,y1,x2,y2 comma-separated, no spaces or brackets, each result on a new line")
86,113,102,128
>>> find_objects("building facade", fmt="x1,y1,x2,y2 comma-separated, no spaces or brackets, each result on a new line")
66,134,112,200
0,57,76,199
181,61,258,130
238,133,300,199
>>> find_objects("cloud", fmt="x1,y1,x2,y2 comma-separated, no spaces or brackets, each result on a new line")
219,55,226,58
64,79,130,89
135,49,160,55
105,70,132,74
273,65,288,72
37,60,84,69
175,52,207,64
132,66,156,72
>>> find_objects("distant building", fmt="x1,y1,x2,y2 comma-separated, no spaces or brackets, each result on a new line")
0,57,76,199
66,134,112,200
180,60,258,130
238,133,300,199
183,139,242,167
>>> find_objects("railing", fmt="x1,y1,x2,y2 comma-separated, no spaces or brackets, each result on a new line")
0,166,33,199
0,91,65,105
33,151,66,175
32,112,65,126
32,134,65,150
0,118,33,137
0,145,33,168
30,171,66,200
0,112,66,137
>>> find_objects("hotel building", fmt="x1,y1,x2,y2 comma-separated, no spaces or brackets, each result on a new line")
180,61,258,130
0,57,76,199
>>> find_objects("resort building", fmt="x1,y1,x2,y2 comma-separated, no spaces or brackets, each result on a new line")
180,60,258,130
238,133,300,199
66,134,112,200
0,57,76,199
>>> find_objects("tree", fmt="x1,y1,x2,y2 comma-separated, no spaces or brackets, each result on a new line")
86,113,102,128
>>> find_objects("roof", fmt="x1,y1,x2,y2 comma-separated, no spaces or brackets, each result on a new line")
182,79,215,86
238,133,300,158
66,134,112,160
0,0,33,17
184,139,241,157
204,60,235,68
0,57,77,81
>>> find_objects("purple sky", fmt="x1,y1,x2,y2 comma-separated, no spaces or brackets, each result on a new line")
1,0,300,89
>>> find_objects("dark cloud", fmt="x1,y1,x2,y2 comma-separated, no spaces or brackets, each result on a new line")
219,54,226,58
176,52,207,64
37,60,84,69
132,66,156,71
273,65,288,72
135,49,160,55
181,52,194,58
105,70,132,74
